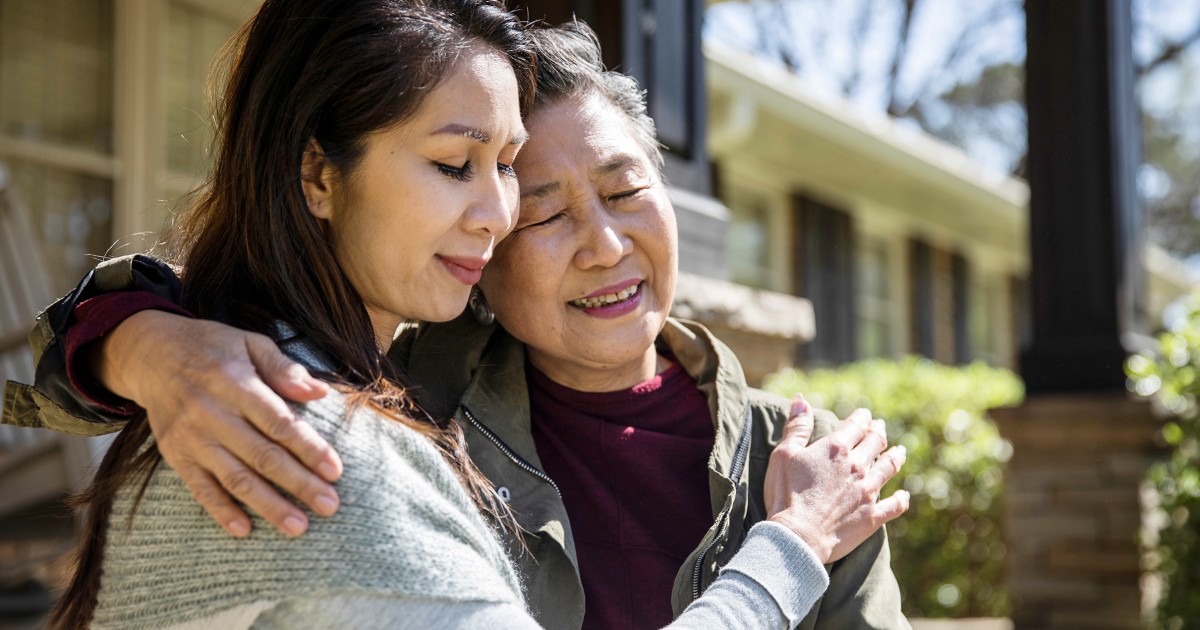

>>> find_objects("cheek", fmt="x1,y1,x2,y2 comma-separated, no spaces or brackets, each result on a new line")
484,239,561,319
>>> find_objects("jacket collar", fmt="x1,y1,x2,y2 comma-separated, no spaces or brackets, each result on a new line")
271,321,337,374
390,311,495,421
657,319,751,500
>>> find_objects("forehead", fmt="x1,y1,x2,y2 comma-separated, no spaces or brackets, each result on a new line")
516,95,649,180
404,43,524,136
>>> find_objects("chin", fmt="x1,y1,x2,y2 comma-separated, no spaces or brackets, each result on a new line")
415,299,471,323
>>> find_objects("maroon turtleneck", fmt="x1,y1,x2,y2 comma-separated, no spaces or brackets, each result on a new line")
527,358,716,630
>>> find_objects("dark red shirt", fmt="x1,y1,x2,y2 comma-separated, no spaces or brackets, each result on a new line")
527,360,716,630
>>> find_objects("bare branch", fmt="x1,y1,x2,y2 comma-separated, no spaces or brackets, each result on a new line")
843,0,877,96
747,0,802,73
1138,25,1200,76
883,0,919,113
889,0,1021,118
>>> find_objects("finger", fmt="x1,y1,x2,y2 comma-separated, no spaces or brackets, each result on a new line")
780,394,815,446
851,419,889,465
233,366,343,483
826,409,870,453
873,489,911,525
175,463,252,538
867,445,907,490
206,446,310,537
245,333,330,402
208,406,340,518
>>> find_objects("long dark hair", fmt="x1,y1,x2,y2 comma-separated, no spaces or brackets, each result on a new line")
50,1,534,626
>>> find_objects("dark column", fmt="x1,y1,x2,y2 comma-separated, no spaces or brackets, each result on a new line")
999,5,1159,628
1020,0,1144,393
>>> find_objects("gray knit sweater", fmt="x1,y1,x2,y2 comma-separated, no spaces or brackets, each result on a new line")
90,333,829,629
92,390,526,629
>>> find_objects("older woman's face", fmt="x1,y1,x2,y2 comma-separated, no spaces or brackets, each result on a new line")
478,95,677,383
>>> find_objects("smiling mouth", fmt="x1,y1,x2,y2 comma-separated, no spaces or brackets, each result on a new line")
568,283,642,309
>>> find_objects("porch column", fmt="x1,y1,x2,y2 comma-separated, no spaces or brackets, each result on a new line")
995,1,1161,628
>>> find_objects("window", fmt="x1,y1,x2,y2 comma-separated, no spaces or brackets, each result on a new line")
908,238,970,364
164,2,239,189
857,237,892,359
970,273,1001,365
0,0,115,295
793,195,855,365
909,239,935,358
727,189,772,289
952,252,970,364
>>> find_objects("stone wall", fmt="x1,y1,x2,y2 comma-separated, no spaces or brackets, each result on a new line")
670,271,814,387
991,395,1163,629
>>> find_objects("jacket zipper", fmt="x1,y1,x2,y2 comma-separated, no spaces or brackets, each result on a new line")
692,405,754,600
461,405,562,497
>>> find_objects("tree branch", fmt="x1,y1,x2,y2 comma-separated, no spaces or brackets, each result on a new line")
889,0,1020,118
883,0,918,113
1138,25,1200,76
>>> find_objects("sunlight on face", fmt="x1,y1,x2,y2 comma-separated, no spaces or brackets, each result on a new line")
320,43,526,346
479,94,678,390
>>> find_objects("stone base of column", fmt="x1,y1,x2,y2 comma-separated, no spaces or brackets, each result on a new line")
991,394,1163,630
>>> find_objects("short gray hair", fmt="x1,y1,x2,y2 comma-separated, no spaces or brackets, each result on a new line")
526,20,665,172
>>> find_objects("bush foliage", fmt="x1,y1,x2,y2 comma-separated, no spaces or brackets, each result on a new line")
1127,292,1200,629
765,356,1023,618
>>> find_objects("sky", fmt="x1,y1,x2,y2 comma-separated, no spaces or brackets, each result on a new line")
702,0,1200,173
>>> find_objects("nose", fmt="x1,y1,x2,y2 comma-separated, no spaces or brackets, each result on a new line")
462,170,517,237
574,201,631,269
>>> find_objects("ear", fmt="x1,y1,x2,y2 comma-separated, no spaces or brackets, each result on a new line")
301,138,337,220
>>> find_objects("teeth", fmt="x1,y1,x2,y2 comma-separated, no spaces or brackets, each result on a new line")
570,284,639,308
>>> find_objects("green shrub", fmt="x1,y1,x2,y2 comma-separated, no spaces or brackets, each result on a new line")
765,356,1023,618
1127,292,1200,629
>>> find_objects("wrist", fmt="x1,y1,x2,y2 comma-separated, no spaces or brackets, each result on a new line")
64,292,192,414
768,512,832,564
93,311,155,402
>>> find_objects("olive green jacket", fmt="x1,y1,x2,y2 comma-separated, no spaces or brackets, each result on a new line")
3,255,909,630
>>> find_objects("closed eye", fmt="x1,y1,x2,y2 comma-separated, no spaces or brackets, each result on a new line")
436,161,473,181
609,188,645,202
520,211,565,230
498,162,517,178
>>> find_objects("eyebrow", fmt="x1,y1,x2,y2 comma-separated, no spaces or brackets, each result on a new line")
593,155,637,177
433,123,528,146
521,155,645,200
521,181,560,200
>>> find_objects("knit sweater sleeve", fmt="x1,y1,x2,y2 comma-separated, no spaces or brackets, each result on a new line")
227,520,826,630
668,521,829,629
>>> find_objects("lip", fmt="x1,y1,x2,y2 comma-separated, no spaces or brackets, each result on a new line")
578,278,642,300
437,255,489,286
570,281,645,319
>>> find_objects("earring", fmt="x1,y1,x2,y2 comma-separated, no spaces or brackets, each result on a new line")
469,287,494,326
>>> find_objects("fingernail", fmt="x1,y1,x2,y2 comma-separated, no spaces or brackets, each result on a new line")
314,494,338,516
287,363,310,380
284,515,307,536
228,520,250,537
318,461,341,481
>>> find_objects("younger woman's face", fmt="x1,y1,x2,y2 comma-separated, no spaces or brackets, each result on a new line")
307,43,526,348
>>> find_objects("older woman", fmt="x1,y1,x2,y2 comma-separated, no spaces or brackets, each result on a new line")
7,20,909,630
